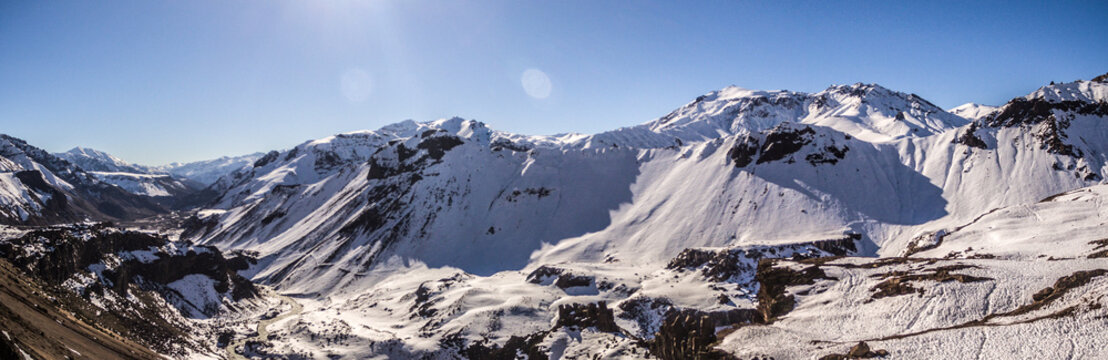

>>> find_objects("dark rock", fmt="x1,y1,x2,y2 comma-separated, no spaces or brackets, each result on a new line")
805,145,850,165
555,301,619,332
526,265,594,289
869,265,990,301
818,341,888,359
260,209,286,225
418,135,464,160
649,308,755,360
489,139,531,152
667,235,857,283
755,259,830,323
253,150,280,168
757,126,816,164
463,332,549,360
954,122,987,149
728,136,760,168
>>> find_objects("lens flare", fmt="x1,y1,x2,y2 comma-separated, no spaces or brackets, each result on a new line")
341,68,373,103
521,68,552,99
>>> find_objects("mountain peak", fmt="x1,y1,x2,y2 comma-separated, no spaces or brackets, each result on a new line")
949,103,999,121
1025,79,1108,103
56,146,150,174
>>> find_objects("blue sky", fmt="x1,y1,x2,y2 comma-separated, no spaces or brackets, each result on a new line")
1,1,1106,165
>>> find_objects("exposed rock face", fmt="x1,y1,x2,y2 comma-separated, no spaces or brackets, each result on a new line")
728,124,850,167
252,150,280,168
758,125,817,163
526,265,594,289
0,223,259,356
0,223,258,315
980,97,1108,157
14,170,70,213
754,259,830,323
667,235,857,282
819,341,889,360
727,135,760,167
868,265,990,301
0,223,162,284
107,246,258,302
1029,269,1108,305
462,332,549,360
555,301,619,332
649,308,756,360
985,98,1108,128
954,122,988,149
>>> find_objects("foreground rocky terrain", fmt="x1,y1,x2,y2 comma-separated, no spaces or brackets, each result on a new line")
1,74,1106,359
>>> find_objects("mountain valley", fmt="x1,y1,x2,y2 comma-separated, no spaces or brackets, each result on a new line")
2,75,1107,359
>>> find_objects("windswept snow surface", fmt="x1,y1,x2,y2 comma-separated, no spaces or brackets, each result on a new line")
180,78,1108,359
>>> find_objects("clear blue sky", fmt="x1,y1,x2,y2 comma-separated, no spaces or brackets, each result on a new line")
2,1,1106,165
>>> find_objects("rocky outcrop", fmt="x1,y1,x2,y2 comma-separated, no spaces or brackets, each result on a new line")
0,223,161,284
253,150,281,168
667,235,857,282
526,265,594,289
461,332,550,360
868,265,990,301
819,342,889,360
727,136,760,168
758,126,816,163
554,301,620,332
0,223,258,315
649,308,756,360
728,124,850,167
954,122,987,149
755,259,831,323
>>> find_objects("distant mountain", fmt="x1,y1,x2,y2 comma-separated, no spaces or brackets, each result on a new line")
54,147,206,203
154,153,264,186
59,146,156,174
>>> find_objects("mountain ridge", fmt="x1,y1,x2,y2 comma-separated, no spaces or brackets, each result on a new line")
183,77,1107,295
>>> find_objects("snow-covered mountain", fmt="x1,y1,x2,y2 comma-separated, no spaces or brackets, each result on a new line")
166,75,1108,359
154,152,264,186
3,74,1107,359
55,146,204,200
527,83,969,150
185,78,1105,289
0,135,170,224
59,146,156,174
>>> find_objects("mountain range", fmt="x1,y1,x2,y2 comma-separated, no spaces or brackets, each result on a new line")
1,74,1106,359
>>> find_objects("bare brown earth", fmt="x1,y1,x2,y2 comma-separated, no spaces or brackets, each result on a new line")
0,259,161,360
